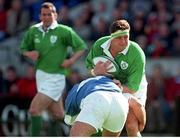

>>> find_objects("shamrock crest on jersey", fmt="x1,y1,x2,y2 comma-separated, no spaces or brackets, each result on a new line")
50,35,57,44
120,61,128,70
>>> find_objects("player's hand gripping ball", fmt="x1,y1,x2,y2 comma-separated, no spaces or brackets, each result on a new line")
93,56,120,76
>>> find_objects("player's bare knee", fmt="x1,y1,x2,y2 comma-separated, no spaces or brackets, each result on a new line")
139,123,145,132
51,111,64,120
29,107,41,116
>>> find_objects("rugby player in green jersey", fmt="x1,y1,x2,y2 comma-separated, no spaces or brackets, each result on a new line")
86,19,147,137
20,2,87,136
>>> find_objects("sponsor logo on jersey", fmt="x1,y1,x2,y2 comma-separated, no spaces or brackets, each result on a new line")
120,61,128,70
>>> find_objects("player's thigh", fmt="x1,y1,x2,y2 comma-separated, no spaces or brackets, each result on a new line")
125,109,139,130
129,97,146,124
29,93,53,115
48,97,64,119
70,121,96,136
137,106,146,131
129,97,146,130
36,69,66,102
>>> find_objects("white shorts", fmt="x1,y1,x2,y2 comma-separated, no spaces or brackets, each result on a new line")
133,84,147,106
71,91,129,133
123,75,148,106
36,69,65,102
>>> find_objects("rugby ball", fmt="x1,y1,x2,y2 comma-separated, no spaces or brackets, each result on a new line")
92,56,119,74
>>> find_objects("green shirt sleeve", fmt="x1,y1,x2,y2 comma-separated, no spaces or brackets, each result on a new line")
127,53,145,92
85,44,96,70
66,28,87,52
85,39,105,70
20,27,34,53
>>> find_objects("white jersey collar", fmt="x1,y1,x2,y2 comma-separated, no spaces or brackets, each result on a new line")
34,21,59,32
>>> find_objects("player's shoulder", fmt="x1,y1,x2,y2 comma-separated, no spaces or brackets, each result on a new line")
57,24,73,31
129,40,144,53
58,24,70,29
129,40,146,59
24,23,39,34
96,36,110,43
94,36,111,47
129,40,140,48
30,22,41,29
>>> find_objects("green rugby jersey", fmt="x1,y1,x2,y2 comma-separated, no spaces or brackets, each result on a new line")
86,36,146,92
20,21,87,74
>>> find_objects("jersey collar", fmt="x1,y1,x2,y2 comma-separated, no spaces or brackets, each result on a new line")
100,38,130,57
34,21,59,32
100,39,113,58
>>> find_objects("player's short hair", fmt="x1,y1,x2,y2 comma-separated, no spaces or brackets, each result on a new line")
109,19,130,34
41,2,56,13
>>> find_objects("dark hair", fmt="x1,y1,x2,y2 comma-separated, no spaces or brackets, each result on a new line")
109,19,130,34
41,2,56,13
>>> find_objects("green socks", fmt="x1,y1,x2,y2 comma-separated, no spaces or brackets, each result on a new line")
29,116,42,136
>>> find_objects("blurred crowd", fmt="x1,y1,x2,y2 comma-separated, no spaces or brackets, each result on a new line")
0,64,36,99
0,0,180,57
0,0,180,135
146,64,180,134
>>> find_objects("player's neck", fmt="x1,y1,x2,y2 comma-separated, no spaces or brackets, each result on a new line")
109,46,123,57
42,26,48,32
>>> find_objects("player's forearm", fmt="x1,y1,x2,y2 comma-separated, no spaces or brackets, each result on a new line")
22,51,39,61
23,51,32,57
69,50,85,63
